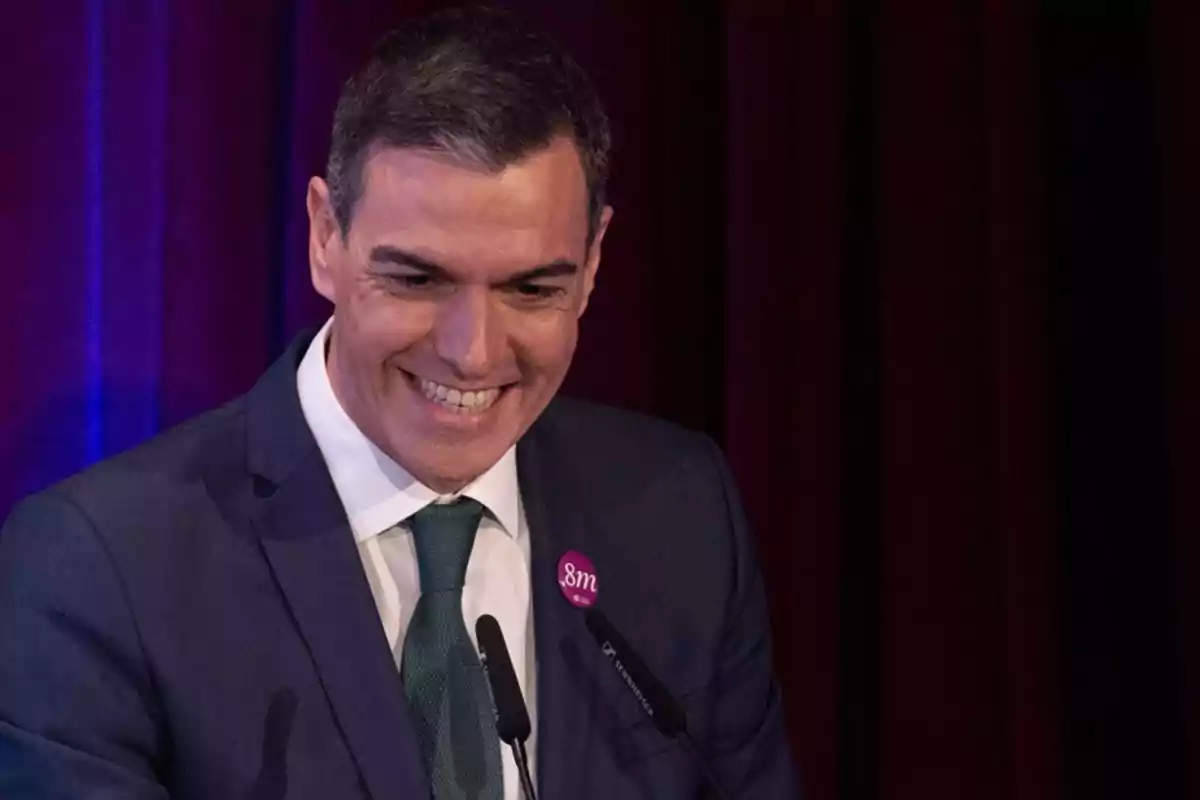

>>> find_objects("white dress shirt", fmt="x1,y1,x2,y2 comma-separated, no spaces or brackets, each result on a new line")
296,318,535,798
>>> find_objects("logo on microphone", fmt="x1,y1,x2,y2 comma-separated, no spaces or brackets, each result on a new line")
558,551,598,608
598,638,656,720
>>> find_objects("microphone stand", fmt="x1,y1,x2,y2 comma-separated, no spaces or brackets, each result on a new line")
678,732,732,800
511,738,537,800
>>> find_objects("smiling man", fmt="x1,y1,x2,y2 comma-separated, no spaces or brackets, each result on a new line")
0,8,798,799
309,133,607,494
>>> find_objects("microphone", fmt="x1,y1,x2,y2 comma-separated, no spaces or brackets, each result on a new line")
583,608,733,800
475,614,537,800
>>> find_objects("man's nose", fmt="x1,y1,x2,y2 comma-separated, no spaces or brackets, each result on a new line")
433,288,499,380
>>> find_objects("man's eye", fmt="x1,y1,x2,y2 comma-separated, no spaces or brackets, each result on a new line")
391,274,435,289
514,283,565,299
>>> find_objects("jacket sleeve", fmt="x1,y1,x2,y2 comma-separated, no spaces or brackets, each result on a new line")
700,436,803,799
0,490,169,798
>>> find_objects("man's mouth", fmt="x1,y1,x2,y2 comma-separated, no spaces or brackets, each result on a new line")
414,376,504,415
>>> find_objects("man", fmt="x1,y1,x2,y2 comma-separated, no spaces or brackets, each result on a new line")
0,7,797,798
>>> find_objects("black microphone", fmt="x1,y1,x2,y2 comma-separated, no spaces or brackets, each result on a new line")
475,614,537,800
583,608,733,800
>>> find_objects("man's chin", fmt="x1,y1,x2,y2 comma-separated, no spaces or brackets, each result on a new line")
389,438,512,492
414,463,495,494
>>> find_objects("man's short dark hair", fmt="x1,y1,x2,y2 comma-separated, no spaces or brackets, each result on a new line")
327,6,611,242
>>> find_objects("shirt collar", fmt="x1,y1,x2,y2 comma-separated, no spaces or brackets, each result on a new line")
296,318,521,544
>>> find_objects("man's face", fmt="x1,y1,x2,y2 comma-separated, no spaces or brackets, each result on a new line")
307,136,612,493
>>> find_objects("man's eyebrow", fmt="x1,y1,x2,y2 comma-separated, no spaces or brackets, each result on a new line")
368,246,452,278
369,246,579,284
501,260,579,284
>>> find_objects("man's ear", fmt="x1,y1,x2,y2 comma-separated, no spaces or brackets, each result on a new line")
307,177,340,303
578,205,614,318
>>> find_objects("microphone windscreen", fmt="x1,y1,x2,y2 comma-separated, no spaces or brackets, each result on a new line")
583,608,688,737
475,614,532,744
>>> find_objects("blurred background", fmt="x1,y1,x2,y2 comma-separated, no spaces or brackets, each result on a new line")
2,2,1197,798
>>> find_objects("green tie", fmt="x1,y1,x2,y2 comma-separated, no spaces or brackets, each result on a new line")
400,498,504,799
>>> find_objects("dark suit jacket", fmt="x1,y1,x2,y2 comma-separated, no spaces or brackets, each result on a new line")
0,333,798,799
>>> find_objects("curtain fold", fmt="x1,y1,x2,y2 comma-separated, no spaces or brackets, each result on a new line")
1153,5,1200,799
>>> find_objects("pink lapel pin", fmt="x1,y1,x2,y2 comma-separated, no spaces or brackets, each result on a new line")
558,551,598,608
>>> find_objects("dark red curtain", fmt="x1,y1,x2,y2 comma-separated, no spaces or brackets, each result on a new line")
2,3,1196,799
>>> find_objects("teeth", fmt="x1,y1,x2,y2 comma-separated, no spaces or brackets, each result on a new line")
417,377,502,414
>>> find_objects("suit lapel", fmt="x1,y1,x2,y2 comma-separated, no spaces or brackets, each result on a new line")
518,414,614,798
244,335,428,799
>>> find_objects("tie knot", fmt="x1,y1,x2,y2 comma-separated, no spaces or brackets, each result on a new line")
409,497,484,593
